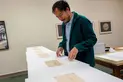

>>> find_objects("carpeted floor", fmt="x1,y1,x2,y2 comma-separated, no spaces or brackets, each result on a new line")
0,74,27,82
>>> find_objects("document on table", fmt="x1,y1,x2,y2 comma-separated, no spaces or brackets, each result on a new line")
55,73,84,82
26,46,56,58
96,52,123,61
34,49,49,58
45,60,62,67
36,53,49,58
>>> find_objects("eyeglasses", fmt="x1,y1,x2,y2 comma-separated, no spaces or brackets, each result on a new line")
56,11,65,18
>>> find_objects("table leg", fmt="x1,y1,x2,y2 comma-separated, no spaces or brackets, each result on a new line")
113,67,121,78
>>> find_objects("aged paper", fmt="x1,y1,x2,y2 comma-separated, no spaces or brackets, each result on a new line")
45,60,62,67
33,49,49,58
36,53,49,58
55,73,84,82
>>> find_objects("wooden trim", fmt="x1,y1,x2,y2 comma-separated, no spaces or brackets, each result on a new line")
0,70,27,79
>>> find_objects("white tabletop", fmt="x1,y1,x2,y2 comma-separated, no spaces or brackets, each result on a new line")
25,46,123,82
95,51,123,61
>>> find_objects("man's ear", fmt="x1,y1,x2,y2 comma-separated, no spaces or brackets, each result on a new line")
66,7,70,11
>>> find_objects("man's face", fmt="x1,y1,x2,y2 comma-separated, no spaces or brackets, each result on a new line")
54,8,70,23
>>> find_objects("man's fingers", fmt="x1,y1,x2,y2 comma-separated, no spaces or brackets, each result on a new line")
57,53,59,57
56,51,62,57
56,47,64,57
68,51,76,60
56,50,60,57
56,52,60,57
68,52,73,60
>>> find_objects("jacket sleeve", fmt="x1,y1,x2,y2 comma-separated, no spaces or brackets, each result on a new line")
58,24,66,49
74,19,97,52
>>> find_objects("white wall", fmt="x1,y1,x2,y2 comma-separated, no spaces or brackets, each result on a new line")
119,0,123,42
0,0,58,75
66,0,123,47
0,0,123,75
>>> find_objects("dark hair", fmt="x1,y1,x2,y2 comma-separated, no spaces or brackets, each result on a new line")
52,0,70,13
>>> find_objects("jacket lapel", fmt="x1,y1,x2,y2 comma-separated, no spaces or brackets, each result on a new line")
69,12,80,43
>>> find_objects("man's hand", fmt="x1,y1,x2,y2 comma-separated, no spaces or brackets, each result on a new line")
68,47,78,61
56,47,64,57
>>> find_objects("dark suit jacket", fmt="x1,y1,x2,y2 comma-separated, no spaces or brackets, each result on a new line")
58,12,97,67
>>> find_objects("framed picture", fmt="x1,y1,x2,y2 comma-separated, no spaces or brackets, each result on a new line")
56,23,62,39
91,21,95,31
99,21,112,34
0,21,9,50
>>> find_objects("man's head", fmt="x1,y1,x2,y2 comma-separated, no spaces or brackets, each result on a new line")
52,0,72,23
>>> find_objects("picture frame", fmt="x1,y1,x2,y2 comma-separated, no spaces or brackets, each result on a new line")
91,21,95,31
99,21,112,34
56,23,62,39
0,21,9,50
91,21,99,35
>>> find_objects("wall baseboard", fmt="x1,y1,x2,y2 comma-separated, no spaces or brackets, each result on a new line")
0,70,27,79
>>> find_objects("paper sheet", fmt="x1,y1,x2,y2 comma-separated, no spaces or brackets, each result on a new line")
55,73,84,82
33,49,49,58
26,46,56,58
27,46,55,53
36,53,49,58
45,60,62,67
97,52,123,61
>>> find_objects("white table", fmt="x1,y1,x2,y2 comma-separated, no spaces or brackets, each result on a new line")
95,50,123,78
25,46,123,82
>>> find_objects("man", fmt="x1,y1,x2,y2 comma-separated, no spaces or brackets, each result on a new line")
52,0,97,67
